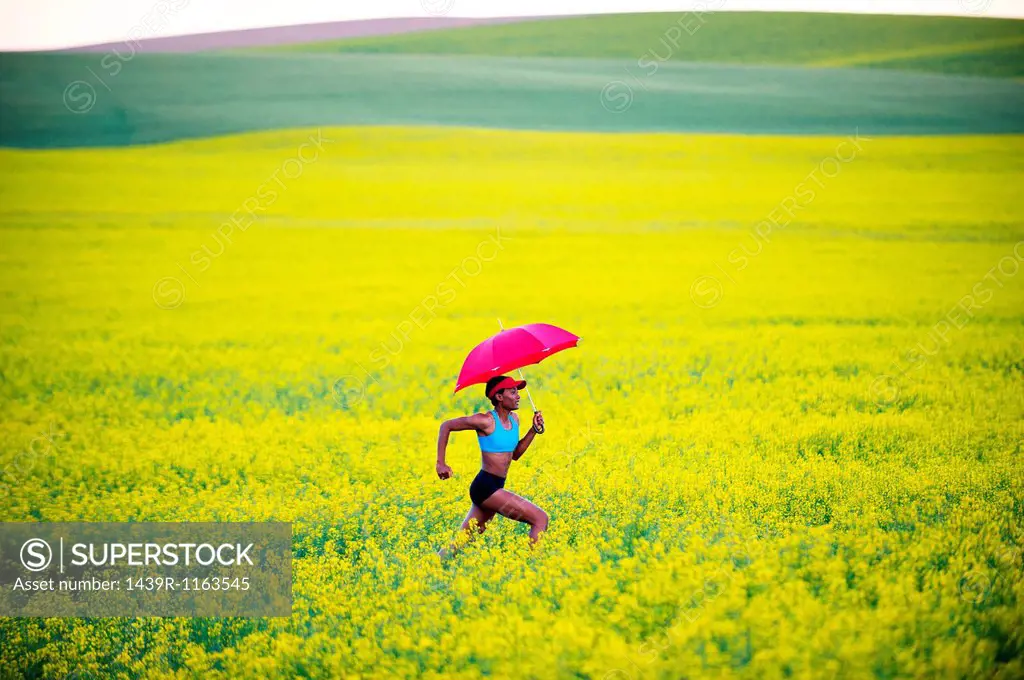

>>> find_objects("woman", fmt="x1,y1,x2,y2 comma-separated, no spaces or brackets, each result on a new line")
435,375,548,559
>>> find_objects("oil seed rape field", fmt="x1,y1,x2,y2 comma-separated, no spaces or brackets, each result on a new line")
0,127,1023,679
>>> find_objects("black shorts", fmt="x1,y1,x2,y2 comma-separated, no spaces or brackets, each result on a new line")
469,470,506,508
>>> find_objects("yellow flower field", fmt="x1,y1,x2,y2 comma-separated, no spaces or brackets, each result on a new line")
0,127,1022,678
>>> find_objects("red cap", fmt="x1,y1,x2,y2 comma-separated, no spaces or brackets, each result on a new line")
487,377,526,399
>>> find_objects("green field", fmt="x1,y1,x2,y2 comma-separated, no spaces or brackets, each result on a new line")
2,12,1023,148
1,52,1022,148
263,12,1024,78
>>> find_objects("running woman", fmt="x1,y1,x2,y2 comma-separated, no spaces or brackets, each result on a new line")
435,375,547,559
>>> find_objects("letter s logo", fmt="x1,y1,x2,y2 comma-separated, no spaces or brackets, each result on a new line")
21,538,53,571
62,81,96,114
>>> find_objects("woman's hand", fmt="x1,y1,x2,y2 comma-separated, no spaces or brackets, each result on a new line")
532,411,544,434
436,462,453,480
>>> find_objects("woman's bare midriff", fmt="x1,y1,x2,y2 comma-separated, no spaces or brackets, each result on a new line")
481,451,513,477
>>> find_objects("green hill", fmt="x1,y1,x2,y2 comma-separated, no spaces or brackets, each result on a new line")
3,12,1023,148
2,52,1023,148
261,12,1024,78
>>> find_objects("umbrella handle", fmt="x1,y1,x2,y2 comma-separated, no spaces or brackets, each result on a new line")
522,378,543,434
499,318,543,434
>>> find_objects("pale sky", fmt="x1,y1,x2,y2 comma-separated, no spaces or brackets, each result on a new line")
1,0,1022,50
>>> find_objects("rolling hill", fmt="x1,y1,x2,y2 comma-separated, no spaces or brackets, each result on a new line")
260,12,1024,78
1,12,1022,148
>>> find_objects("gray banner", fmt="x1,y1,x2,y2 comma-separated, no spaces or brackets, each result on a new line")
0,522,292,617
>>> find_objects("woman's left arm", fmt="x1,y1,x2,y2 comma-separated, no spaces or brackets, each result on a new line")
512,411,544,461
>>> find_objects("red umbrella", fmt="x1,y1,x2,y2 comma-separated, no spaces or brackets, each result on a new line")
454,322,581,429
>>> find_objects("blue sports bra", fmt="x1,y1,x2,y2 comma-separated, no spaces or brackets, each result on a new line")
477,410,519,453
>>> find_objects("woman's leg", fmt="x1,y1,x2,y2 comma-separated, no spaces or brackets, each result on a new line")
481,489,549,544
461,503,497,534
438,504,495,560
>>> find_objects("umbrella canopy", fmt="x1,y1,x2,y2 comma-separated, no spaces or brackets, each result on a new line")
453,323,581,394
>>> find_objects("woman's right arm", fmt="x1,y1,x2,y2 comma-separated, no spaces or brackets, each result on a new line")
436,414,488,480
